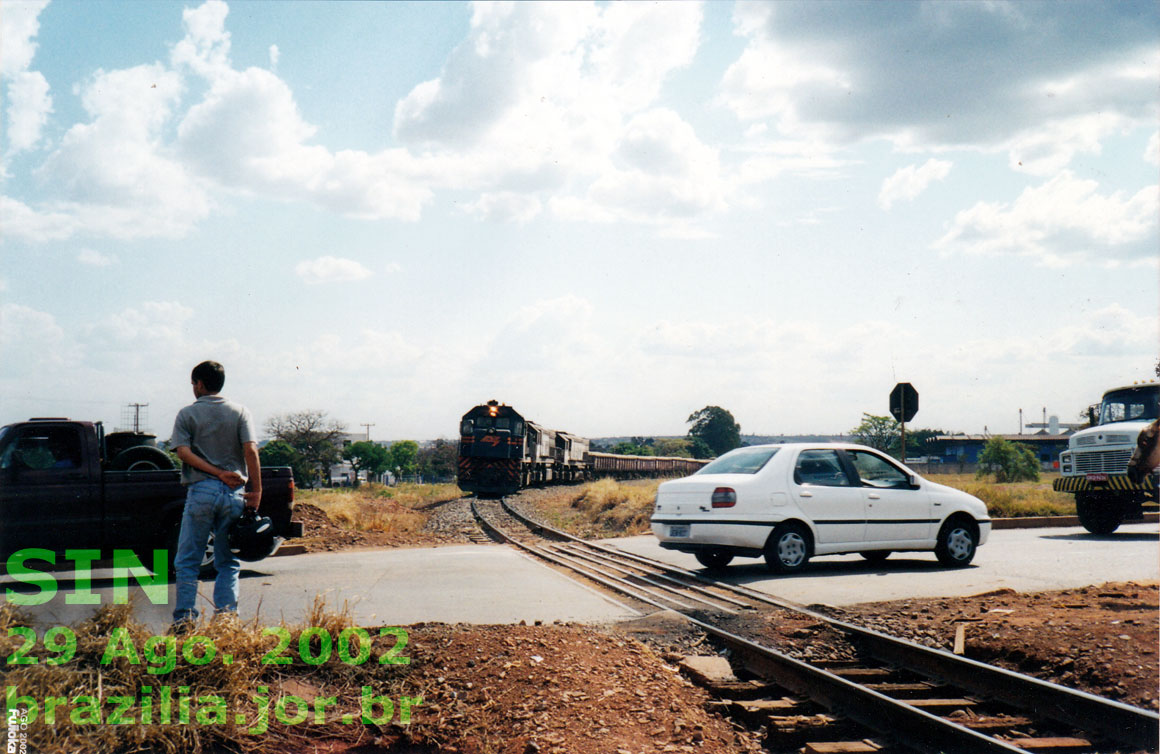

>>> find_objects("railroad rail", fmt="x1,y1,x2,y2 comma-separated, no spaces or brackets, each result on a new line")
471,496,1160,754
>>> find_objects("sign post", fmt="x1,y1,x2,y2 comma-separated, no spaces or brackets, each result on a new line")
890,383,919,460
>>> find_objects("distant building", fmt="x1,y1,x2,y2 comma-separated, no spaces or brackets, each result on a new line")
926,432,1072,468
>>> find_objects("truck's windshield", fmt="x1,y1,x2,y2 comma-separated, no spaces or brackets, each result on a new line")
1099,386,1159,425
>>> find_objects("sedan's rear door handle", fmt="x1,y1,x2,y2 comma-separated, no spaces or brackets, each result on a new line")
868,493,881,499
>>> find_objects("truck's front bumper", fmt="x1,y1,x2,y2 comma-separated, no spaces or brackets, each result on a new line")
1053,474,1156,492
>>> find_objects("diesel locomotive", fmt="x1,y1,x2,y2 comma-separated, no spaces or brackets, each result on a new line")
457,400,708,495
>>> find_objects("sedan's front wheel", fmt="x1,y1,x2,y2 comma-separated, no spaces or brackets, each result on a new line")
934,518,977,567
764,523,811,573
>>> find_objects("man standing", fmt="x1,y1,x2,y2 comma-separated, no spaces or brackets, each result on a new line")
169,360,261,628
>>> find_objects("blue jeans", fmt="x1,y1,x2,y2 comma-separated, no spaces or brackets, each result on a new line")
173,479,244,623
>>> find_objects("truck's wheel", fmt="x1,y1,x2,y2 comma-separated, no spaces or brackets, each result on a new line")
1076,493,1123,535
165,522,217,580
110,446,175,471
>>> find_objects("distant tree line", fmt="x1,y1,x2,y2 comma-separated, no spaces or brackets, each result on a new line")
590,405,743,459
259,409,455,488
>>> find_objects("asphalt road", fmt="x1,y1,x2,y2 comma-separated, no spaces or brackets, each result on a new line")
6,522,1156,631
603,521,1160,607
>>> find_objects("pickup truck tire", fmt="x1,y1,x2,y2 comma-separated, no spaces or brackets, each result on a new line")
110,446,176,472
764,522,811,574
166,521,217,580
1076,492,1123,535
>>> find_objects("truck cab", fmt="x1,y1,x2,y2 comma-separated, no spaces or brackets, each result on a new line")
1055,383,1159,533
0,418,298,565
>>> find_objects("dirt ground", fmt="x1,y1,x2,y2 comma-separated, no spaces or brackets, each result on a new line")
286,491,1159,753
834,582,1160,711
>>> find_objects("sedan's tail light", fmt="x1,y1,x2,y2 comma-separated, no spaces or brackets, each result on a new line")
711,487,736,508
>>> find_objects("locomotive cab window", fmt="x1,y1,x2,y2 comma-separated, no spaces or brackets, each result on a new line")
460,420,474,435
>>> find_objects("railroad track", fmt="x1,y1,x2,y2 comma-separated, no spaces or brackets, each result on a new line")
471,496,1160,754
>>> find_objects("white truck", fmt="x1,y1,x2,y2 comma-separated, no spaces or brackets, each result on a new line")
1054,382,1159,534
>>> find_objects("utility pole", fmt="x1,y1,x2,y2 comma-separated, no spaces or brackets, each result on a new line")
128,403,149,433
360,423,375,442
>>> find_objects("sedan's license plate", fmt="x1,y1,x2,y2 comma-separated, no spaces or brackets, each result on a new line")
669,525,690,538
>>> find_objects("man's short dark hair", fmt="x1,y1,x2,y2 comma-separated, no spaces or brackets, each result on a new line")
192,361,226,393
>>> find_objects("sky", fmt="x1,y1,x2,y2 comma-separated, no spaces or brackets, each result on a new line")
1,0,1157,444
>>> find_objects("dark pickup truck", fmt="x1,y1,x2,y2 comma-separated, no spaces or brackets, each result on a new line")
0,418,300,569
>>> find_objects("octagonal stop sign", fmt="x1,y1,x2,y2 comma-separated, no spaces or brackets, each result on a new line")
890,382,919,423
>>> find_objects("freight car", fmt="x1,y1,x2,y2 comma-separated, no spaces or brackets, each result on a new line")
458,400,708,495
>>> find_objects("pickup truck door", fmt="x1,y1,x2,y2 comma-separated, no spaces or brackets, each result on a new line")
0,423,100,556
789,448,866,545
845,449,933,543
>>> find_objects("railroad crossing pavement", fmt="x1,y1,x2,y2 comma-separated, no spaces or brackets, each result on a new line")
5,544,641,633
5,522,1156,631
600,522,1160,607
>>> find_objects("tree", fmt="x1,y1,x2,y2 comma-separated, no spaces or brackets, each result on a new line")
265,410,347,487
652,438,693,458
687,406,741,457
417,439,459,481
259,439,315,488
611,440,654,456
849,413,898,454
976,437,1040,483
903,428,944,459
343,441,390,486
687,437,713,459
387,440,419,477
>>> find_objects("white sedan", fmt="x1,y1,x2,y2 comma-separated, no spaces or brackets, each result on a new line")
650,443,991,572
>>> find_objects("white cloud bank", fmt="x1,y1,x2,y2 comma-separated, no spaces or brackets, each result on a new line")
934,172,1159,266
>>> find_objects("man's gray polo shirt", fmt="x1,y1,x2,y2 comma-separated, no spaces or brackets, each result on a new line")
170,395,256,486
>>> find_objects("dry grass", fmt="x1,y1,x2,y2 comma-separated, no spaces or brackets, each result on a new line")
524,479,662,538
931,472,1077,517
298,482,462,535
2,597,415,754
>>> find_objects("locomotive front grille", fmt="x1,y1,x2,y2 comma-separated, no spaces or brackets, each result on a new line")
1073,449,1133,474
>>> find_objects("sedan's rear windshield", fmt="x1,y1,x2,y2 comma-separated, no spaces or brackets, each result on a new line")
695,446,779,475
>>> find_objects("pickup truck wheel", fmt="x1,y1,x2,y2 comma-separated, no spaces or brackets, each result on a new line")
110,446,175,472
764,523,811,574
166,523,217,580
935,517,977,567
1076,493,1123,535
694,549,734,571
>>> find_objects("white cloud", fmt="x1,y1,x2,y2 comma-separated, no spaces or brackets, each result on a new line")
268,44,280,71
77,249,118,267
465,192,542,224
1,0,52,161
393,2,713,227
878,159,952,210
720,2,1159,162
0,303,80,378
32,63,211,240
1146,131,1160,166
295,256,374,285
934,172,1158,266
5,71,52,156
